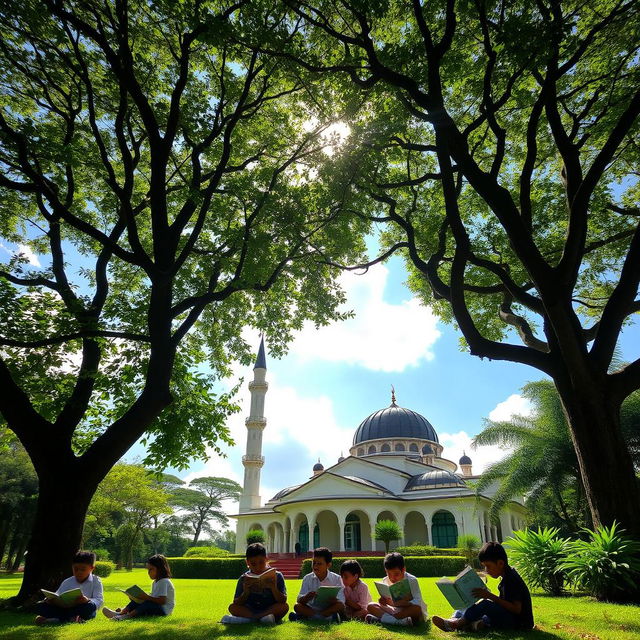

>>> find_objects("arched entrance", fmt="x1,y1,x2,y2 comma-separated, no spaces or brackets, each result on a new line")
344,512,362,551
432,510,458,547
298,522,319,552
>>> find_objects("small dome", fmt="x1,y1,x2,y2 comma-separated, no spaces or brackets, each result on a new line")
353,402,439,445
406,469,466,491
422,444,434,454
459,453,472,465
313,460,324,471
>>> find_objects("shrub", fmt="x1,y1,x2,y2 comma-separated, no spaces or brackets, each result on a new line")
374,520,403,553
505,527,569,595
184,546,230,558
561,522,640,601
93,561,115,578
457,534,482,568
395,545,464,557
299,555,465,578
92,548,111,561
246,529,265,545
167,557,248,579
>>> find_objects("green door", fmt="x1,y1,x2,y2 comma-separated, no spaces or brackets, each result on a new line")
298,523,320,552
432,511,458,547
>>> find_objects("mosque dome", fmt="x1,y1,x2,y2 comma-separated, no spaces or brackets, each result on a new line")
353,396,439,445
405,469,466,491
459,453,472,465
312,460,324,472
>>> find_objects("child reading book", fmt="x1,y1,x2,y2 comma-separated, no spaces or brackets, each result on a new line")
432,542,534,632
35,550,103,625
220,543,288,624
102,554,174,620
291,547,345,622
366,552,426,626
340,559,371,620
436,566,487,610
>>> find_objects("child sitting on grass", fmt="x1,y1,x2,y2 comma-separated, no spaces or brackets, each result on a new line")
221,542,288,624
35,550,103,625
432,541,534,632
103,554,174,620
291,546,345,622
340,559,371,620
366,552,427,626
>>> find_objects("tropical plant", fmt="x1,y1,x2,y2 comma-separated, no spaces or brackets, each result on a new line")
457,534,482,569
505,528,570,596
374,520,403,553
263,0,640,540
246,529,265,545
561,522,640,601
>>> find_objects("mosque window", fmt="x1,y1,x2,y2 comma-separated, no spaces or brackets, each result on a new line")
368,445,376,454
409,443,419,452
357,448,364,456
381,443,391,452
395,443,405,451
432,510,458,547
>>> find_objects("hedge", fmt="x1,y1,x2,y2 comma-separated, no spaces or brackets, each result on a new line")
93,561,115,578
395,545,465,557
184,546,231,558
167,557,248,579
300,556,466,578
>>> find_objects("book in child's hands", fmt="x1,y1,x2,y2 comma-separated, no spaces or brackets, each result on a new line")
243,567,276,592
374,578,412,603
312,585,341,608
40,588,83,608
117,585,147,604
436,566,487,610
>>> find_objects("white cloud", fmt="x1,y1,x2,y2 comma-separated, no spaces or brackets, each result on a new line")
439,430,509,475
290,264,441,372
488,394,532,422
17,244,41,267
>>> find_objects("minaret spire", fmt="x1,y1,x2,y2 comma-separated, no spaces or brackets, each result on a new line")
240,337,268,511
391,385,397,406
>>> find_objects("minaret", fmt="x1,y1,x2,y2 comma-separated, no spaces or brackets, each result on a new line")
239,337,268,511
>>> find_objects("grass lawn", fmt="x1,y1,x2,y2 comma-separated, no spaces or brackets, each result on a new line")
0,570,638,640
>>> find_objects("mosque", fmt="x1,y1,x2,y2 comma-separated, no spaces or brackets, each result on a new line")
233,339,527,554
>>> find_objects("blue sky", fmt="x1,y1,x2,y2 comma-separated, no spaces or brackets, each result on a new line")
3,238,637,523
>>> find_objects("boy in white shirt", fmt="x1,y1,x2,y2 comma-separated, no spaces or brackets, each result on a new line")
366,552,427,626
35,550,103,625
291,547,345,622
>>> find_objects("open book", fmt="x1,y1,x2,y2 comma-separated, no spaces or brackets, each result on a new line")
312,585,341,608
117,585,147,604
436,566,487,610
374,578,412,603
244,567,276,592
40,588,83,608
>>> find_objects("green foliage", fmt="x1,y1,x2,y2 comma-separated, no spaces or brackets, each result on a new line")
167,557,247,579
505,528,570,596
92,561,115,578
374,520,403,553
183,546,230,558
91,549,111,562
245,529,265,545
300,556,466,579
561,522,640,601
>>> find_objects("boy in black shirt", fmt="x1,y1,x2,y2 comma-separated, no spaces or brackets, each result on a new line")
432,541,534,632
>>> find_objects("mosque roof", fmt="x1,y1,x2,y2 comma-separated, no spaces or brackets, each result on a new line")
405,469,466,491
353,394,439,445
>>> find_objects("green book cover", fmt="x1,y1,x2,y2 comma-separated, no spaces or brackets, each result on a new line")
374,578,412,603
312,585,341,608
40,588,83,608
118,585,146,603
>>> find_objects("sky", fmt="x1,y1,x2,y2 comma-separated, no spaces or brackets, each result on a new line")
3,237,637,531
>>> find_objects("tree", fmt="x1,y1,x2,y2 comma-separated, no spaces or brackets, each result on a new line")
87,463,171,570
256,0,640,535
0,1,364,602
170,476,241,546
457,534,481,569
374,519,403,553
211,528,236,552
474,380,640,533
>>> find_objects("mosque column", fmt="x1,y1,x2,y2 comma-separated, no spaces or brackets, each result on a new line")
370,524,378,552
307,514,317,550
338,517,346,552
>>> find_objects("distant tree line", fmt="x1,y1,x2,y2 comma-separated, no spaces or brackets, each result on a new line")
0,430,239,571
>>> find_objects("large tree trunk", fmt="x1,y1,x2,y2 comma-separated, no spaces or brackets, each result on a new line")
556,377,640,538
14,465,97,605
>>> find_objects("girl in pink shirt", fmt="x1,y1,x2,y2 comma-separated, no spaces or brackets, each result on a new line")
340,560,372,620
